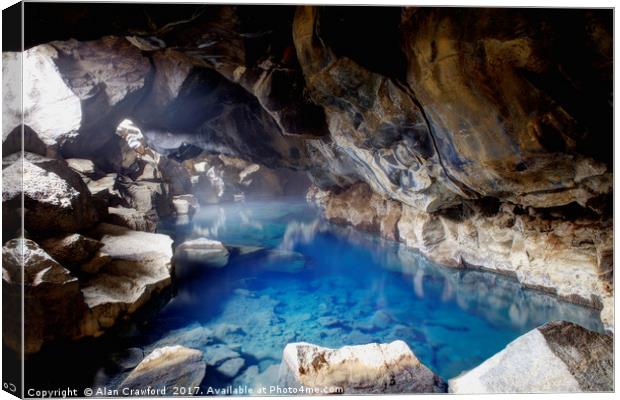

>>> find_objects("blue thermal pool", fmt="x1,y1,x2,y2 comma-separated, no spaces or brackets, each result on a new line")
117,198,606,390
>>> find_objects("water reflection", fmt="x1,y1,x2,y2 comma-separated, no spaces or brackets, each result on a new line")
156,199,603,384
328,223,604,333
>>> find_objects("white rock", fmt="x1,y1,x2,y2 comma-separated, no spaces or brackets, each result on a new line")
172,194,199,215
66,158,96,176
279,340,442,394
79,223,173,337
175,238,229,268
449,321,613,393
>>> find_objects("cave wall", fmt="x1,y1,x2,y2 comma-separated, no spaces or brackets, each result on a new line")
3,4,613,326
13,4,611,212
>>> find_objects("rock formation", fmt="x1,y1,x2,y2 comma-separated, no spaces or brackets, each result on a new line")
175,238,229,271
449,321,613,393
120,346,206,394
1,3,613,385
279,340,445,393
2,239,84,354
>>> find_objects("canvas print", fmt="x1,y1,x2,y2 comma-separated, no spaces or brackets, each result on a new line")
1,1,614,398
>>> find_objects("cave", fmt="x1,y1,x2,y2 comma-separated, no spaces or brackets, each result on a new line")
1,2,614,396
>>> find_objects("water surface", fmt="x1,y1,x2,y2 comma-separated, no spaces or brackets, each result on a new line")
146,198,603,389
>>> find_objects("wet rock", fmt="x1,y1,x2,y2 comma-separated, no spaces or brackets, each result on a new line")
120,346,205,394
449,321,613,393
40,233,102,267
3,153,99,235
2,239,85,354
279,340,444,394
79,223,173,338
107,206,158,233
175,238,229,267
172,194,199,216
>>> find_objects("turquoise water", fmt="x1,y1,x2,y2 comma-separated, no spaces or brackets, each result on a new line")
147,199,603,388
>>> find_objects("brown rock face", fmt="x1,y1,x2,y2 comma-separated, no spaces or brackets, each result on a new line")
315,183,402,241
400,8,612,209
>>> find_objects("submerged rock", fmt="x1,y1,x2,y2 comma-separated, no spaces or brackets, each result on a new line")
175,238,229,268
262,250,306,273
279,340,444,394
448,321,613,393
120,346,206,394
148,324,215,352
217,357,245,378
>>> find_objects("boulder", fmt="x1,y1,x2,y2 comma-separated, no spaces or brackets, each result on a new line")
120,346,206,394
79,223,173,338
175,238,229,268
279,340,444,394
66,158,98,178
261,250,306,273
449,321,613,393
119,178,172,217
107,206,158,233
2,239,85,354
172,194,199,216
204,344,239,363
40,233,102,267
3,153,99,235
87,173,126,207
